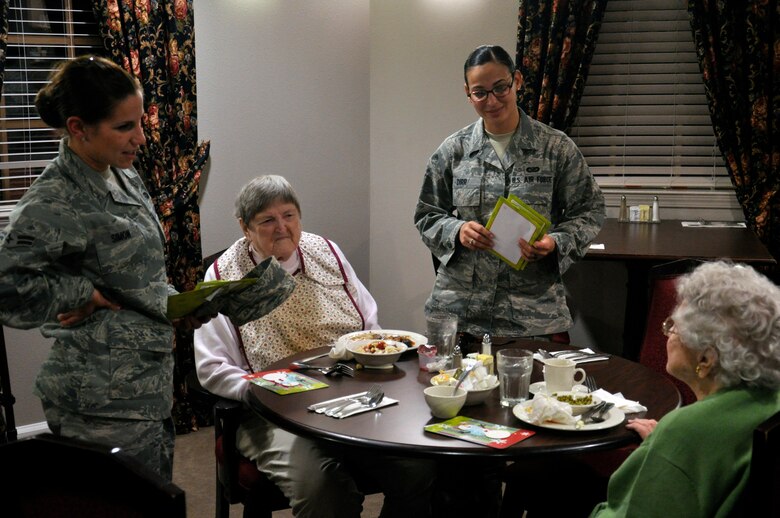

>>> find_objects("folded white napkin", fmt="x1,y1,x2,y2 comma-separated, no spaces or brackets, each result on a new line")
328,341,353,361
532,348,609,364
523,394,578,426
591,389,647,413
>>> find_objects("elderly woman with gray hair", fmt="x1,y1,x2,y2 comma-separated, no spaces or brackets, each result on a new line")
194,175,434,518
590,260,780,518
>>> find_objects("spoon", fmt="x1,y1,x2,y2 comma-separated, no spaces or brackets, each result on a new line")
452,363,480,395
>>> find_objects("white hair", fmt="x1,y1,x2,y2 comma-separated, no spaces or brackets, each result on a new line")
672,261,780,390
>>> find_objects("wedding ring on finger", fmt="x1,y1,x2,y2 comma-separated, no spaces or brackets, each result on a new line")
469,238,475,246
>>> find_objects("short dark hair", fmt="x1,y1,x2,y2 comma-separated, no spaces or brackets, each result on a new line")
463,45,515,85
34,55,141,129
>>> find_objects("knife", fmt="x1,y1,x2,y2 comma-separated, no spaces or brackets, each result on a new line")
299,351,331,363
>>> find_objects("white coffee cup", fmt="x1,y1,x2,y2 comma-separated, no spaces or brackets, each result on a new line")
543,357,587,393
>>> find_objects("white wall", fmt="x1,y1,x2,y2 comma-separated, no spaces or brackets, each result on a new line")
369,0,518,333
195,0,371,281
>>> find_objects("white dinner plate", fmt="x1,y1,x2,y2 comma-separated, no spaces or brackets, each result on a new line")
512,403,625,432
337,329,427,351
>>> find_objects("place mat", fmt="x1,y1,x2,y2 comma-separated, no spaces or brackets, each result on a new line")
243,369,328,395
424,416,535,449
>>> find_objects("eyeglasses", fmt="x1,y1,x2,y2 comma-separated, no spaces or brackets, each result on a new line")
467,76,515,102
661,317,678,337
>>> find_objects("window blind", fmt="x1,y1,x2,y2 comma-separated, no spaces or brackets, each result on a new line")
0,0,103,219
569,0,731,194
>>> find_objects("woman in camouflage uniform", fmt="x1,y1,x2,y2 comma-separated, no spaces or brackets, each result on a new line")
0,56,208,480
414,45,605,339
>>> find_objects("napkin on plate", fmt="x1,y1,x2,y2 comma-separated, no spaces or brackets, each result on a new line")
328,340,354,361
591,389,647,413
522,394,578,426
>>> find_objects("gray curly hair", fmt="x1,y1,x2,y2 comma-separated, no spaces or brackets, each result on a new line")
234,175,301,223
671,261,780,390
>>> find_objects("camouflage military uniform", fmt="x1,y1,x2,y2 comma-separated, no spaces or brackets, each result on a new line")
414,111,605,337
0,139,175,478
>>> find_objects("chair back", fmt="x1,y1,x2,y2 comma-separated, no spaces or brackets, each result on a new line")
744,410,780,516
213,398,290,518
0,433,185,518
638,261,699,406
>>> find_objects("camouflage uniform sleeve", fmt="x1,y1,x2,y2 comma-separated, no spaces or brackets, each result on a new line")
413,141,466,266
548,135,606,274
0,197,94,328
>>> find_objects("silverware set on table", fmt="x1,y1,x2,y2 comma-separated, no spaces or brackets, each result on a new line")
581,375,614,423
538,348,611,363
309,384,386,419
289,360,355,377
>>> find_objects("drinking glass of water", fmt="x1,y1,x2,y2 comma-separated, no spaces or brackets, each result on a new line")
496,349,534,408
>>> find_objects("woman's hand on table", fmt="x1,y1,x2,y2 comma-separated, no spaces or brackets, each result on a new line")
626,418,657,440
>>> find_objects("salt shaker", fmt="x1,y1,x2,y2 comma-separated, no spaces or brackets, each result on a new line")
481,333,492,356
652,196,661,223
481,333,494,374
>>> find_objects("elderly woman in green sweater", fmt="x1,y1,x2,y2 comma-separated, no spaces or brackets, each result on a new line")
590,261,780,517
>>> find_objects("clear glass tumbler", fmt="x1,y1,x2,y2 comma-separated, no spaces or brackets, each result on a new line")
425,311,458,359
496,349,534,408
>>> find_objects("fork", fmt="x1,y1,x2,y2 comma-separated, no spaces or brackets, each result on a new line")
323,384,382,416
289,362,341,376
335,363,355,377
584,375,598,393
589,402,614,423
334,387,385,418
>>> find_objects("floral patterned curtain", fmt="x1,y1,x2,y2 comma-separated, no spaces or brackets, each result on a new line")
515,0,608,132
92,0,211,433
688,1,779,262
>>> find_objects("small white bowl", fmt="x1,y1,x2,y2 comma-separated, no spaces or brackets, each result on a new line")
461,381,499,406
548,390,601,415
346,339,408,369
423,385,467,419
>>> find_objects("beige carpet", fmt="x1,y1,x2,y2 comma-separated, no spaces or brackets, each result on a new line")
172,426,383,518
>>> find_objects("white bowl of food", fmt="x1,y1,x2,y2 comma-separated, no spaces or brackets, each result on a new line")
548,391,601,415
430,366,499,406
423,385,467,419
346,339,408,369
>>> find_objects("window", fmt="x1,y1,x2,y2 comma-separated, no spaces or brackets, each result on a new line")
0,0,103,220
569,0,739,213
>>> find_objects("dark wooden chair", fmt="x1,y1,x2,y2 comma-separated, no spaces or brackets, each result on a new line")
213,394,290,518
744,410,780,517
0,433,185,518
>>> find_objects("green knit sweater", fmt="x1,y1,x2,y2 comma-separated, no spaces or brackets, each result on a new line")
590,387,780,518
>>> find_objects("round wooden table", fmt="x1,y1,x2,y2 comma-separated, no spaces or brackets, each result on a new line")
246,339,681,459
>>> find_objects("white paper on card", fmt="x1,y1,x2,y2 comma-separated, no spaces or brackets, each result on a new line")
489,202,536,265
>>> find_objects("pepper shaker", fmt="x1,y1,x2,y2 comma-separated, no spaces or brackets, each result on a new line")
618,195,629,222
451,343,463,369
